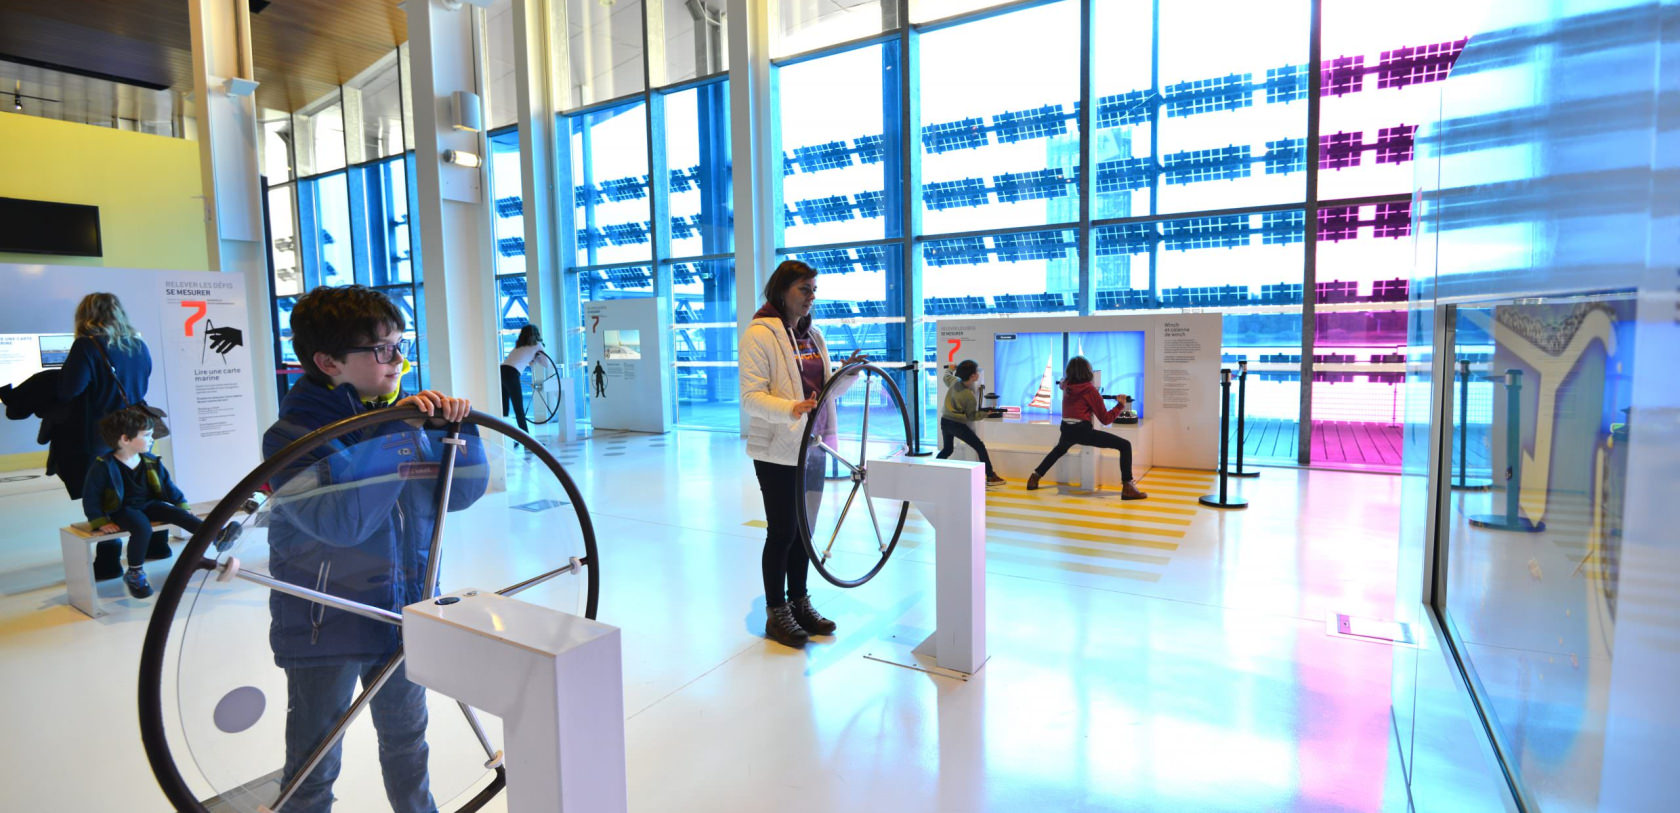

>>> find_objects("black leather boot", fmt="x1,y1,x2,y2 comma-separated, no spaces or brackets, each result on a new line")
765,603,809,648
789,595,837,636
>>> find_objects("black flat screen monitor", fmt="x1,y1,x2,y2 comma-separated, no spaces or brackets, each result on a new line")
0,197,103,257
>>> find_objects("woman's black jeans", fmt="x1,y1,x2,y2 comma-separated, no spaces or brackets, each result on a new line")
1032,421,1134,482
499,364,528,432
753,459,810,609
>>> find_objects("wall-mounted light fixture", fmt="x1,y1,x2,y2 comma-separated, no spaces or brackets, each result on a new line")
442,149,482,168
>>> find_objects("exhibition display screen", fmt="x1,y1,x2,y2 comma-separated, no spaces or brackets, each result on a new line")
991,330,1145,420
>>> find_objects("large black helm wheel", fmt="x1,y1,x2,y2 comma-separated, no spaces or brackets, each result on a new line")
795,361,914,588
138,407,598,813
528,350,562,425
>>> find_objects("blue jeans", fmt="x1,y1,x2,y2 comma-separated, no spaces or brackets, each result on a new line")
109,502,201,567
281,659,436,813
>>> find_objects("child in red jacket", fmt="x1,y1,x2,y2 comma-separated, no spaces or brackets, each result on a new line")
1025,356,1147,500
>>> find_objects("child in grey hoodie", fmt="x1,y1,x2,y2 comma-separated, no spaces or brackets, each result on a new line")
939,359,1006,486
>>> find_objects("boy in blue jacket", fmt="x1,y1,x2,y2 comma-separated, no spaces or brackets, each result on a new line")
82,407,201,599
264,284,485,813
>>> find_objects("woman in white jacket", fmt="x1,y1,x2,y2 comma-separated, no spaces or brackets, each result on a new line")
740,260,862,648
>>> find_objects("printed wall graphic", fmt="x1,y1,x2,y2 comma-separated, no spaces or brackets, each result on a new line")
0,263,261,502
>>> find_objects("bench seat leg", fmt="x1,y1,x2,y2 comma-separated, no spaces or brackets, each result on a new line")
61,531,106,619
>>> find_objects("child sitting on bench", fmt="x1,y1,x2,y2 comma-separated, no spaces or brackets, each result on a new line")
81,407,201,599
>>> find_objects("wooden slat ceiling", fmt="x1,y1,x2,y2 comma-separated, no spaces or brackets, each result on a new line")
0,0,408,113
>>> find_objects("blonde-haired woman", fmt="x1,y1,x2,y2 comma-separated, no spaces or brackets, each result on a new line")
54,293,153,500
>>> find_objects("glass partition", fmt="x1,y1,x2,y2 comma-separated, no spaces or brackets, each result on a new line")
776,41,902,248
572,101,652,267
916,1,1080,234
671,259,738,430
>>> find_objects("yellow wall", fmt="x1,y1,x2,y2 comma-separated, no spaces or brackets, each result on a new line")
0,112,210,272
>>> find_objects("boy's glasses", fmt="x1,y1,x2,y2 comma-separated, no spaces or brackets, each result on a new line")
344,339,413,365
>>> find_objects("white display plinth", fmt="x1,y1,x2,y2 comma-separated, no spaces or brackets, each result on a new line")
404,590,627,813
865,456,987,677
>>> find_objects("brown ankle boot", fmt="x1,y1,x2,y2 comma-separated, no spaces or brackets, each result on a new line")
1026,471,1042,491
1121,481,1147,500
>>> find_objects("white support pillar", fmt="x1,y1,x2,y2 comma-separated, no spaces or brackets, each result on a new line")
512,0,577,441
404,0,498,408
727,0,774,437
867,455,989,677
187,0,278,430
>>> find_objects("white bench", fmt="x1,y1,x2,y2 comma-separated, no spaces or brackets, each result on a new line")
60,502,215,618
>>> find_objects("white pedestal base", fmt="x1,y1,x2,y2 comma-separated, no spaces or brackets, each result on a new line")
865,456,987,676
404,590,628,813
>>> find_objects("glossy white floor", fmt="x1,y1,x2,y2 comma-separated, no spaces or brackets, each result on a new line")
0,428,1516,812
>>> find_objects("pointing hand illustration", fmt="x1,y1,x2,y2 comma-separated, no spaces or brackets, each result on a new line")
207,326,244,355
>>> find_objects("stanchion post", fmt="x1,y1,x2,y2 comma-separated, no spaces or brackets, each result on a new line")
1452,358,1491,490
1200,368,1248,509
1227,360,1260,478
904,360,933,457
1469,368,1541,532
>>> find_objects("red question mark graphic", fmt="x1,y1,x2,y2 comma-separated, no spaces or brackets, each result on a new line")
591,315,600,333
182,300,209,337
945,337,962,362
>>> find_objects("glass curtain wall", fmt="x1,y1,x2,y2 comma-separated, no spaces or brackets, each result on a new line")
771,0,1465,470
1396,2,1665,809
557,0,735,430
264,52,426,400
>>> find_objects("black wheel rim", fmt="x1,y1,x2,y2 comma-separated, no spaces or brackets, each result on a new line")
137,406,599,812
794,361,913,588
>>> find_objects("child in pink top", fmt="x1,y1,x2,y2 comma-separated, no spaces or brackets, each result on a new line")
1026,356,1147,500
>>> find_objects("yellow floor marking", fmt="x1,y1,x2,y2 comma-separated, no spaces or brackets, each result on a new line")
985,548,1164,582
983,496,1194,525
981,518,1180,550
742,519,767,528
1011,484,1202,506
1148,467,1220,478
1139,474,1218,486
983,506,1189,537
986,491,1198,518
898,526,1174,567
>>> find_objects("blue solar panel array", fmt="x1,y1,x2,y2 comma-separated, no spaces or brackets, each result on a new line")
922,231,1074,267
570,44,1454,256
792,245,890,275
1092,212,1306,256
496,236,526,258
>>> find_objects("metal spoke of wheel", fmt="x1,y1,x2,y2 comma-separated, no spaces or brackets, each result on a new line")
816,439,859,474
423,425,467,597
457,702,499,765
821,481,864,563
229,567,403,626
269,651,406,813
859,374,874,462
496,558,585,598
859,482,889,553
